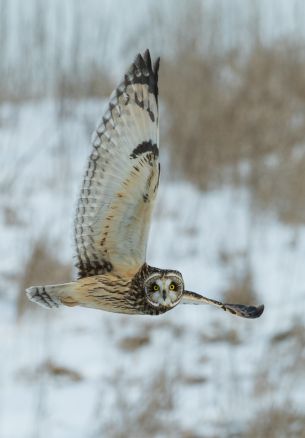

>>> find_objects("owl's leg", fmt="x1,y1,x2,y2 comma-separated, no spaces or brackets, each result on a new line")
182,291,264,319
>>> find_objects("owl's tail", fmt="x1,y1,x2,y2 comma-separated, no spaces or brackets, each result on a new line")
26,282,78,309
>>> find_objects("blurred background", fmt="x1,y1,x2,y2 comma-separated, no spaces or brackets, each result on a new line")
1,0,305,436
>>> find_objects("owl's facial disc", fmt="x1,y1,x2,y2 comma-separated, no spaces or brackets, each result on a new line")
144,272,184,308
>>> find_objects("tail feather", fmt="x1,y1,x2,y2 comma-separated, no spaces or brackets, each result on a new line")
26,283,76,309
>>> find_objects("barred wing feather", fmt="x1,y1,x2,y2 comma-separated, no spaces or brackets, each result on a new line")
74,50,160,278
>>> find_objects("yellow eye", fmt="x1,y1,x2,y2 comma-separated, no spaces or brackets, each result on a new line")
169,283,176,291
153,284,159,291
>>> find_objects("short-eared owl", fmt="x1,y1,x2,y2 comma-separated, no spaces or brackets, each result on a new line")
27,50,264,319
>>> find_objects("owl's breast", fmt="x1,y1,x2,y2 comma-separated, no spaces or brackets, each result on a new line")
75,269,171,316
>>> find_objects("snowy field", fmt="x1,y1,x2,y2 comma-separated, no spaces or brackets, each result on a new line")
1,100,305,437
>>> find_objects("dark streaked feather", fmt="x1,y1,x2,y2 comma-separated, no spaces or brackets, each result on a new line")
182,290,264,319
74,50,160,279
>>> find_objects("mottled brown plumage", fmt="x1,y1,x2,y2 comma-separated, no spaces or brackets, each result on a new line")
26,50,264,320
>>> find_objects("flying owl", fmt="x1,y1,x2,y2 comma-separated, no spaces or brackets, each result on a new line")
26,50,264,319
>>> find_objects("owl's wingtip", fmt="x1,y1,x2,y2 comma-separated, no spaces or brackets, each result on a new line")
153,56,160,76
134,50,160,72
126,50,160,102
143,49,151,63
229,303,265,319
253,304,265,318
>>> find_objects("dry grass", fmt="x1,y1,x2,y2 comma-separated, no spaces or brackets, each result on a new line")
254,322,305,399
17,239,72,318
222,268,257,307
270,322,305,375
118,334,150,352
182,374,207,385
55,67,113,101
162,41,305,189
3,0,305,225
38,360,83,382
217,250,258,306
271,323,305,346
3,205,24,226
0,1,113,102
99,370,179,438
243,406,305,438
249,153,305,224
158,8,305,224
201,325,241,345
17,360,83,383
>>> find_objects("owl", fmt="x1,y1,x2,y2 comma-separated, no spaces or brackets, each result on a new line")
26,50,264,319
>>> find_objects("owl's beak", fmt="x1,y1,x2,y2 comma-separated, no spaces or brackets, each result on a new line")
162,290,167,301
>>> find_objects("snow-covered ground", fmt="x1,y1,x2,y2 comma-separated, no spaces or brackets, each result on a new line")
1,100,305,437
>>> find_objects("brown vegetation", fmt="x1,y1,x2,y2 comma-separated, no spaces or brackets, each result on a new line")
17,239,72,318
243,406,305,438
100,370,178,438
162,42,305,220
118,334,150,352
159,9,305,224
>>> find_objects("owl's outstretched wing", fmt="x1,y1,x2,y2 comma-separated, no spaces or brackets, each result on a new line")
74,50,160,279
182,291,264,319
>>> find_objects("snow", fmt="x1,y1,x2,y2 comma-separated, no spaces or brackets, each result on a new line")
1,99,305,437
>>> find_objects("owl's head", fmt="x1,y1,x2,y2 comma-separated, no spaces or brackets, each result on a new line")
144,271,184,308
